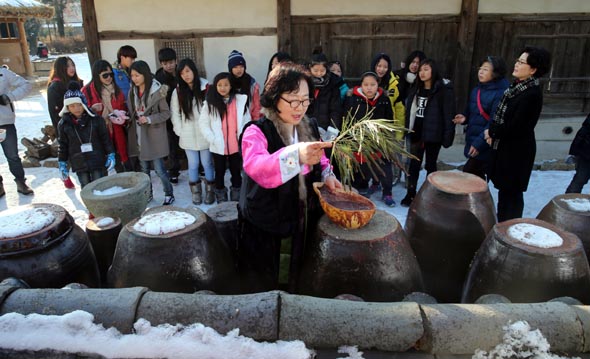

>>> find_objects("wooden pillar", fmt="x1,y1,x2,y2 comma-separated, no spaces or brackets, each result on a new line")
453,0,479,113
17,19,33,77
277,0,291,53
81,0,101,66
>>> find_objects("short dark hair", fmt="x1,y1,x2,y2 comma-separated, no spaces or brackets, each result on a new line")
117,45,137,63
261,62,314,113
158,47,177,63
480,56,507,80
522,46,551,78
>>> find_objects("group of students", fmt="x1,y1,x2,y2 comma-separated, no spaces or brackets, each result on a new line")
45,46,263,206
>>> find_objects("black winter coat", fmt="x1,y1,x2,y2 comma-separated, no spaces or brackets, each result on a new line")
57,113,114,173
343,87,393,123
47,79,82,128
569,114,590,161
306,72,342,130
488,85,543,192
405,79,455,147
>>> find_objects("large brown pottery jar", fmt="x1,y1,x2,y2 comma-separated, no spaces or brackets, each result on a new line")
537,193,590,259
85,216,122,286
80,172,151,225
405,171,496,303
108,206,236,293
462,218,590,303
298,210,423,302
0,204,100,288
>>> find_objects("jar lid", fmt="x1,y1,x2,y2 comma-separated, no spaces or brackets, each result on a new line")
0,204,72,255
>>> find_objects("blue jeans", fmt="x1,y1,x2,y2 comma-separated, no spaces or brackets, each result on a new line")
566,157,590,193
140,158,173,196
0,124,25,182
76,169,105,188
185,149,214,183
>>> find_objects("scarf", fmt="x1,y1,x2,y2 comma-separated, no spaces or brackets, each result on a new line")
491,77,539,149
100,84,116,134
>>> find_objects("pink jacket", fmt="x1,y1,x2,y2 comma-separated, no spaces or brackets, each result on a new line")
241,125,331,189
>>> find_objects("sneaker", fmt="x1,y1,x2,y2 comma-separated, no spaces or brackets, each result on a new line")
163,195,175,205
169,176,179,184
63,177,75,189
382,195,396,207
367,183,381,196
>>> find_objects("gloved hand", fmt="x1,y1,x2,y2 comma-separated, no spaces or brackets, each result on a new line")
108,109,129,125
58,161,69,180
105,153,116,172
0,94,10,106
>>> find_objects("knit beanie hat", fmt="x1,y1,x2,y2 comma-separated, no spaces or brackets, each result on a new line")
59,81,95,117
228,50,246,71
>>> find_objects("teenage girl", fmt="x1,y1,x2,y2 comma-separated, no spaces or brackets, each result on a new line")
198,72,251,203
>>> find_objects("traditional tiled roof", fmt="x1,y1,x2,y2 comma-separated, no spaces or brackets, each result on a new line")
0,0,54,19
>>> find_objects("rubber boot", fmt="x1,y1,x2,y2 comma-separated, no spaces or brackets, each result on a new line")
214,187,228,203
190,181,202,205
230,186,240,202
15,179,34,195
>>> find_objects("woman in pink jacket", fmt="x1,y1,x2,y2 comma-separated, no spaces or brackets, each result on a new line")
238,62,342,292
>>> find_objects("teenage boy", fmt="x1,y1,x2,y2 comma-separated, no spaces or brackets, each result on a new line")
155,47,180,183
113,45,136,101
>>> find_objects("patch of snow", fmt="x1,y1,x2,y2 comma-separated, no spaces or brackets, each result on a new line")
0,206,54,239
93,186,129,196
133,211,196,235
473,320,579,359
562,198,590,212
508,223,563,248
337,345,365,359
0,310,312,359
96,217,115,228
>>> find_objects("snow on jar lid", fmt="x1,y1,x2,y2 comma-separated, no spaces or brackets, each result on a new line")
0,204,72,254
561,198,590,213
0,206,55,239
133,211,196,235
508,223,563,248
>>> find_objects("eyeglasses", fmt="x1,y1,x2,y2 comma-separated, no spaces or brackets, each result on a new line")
100,72,114,79
280,97,312,109
515,58,528,66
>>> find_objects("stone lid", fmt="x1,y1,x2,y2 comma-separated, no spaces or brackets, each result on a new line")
428,171,488,194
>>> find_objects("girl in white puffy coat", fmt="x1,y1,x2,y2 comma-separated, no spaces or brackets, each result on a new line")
198,72,250,203
170,59,214,205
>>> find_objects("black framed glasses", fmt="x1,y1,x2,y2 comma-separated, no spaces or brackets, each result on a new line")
100,72,114,79
515,58,528,65
280,97,312,109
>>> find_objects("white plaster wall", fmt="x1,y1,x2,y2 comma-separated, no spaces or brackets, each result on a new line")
291,0,462,15
100,40,158,71
203,36,277,87
479,0,590,13
95,0,276,32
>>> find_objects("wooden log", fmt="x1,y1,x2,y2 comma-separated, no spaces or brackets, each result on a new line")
81,0,101,66
99,27,277,41
453,0,479,113
277,0,291,53
17,19,33,77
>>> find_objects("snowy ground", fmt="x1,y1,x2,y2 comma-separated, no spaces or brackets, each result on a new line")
0,53,585,230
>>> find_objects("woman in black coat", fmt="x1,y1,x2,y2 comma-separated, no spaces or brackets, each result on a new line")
485,46,551,221
565,113,590,193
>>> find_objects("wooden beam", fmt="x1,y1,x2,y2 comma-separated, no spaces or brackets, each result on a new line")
292,14,458,24
17,19,33,77
330,34,417,40
453,0,479,113
277,0,291,53
515,34,590,39
99,28,277,41
81,0,101,67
